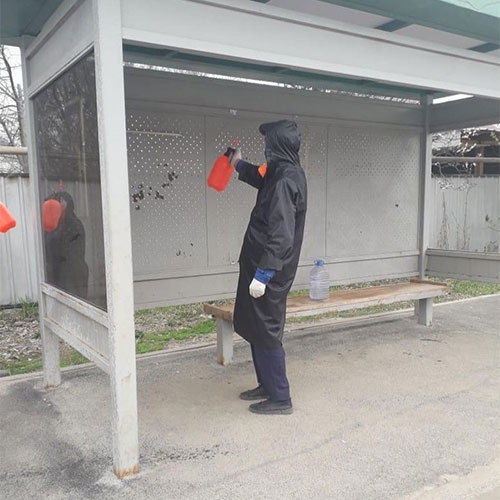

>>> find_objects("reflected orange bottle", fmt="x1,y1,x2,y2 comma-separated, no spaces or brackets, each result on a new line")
42,199,63,232
0,202,16,233
207,139,239,192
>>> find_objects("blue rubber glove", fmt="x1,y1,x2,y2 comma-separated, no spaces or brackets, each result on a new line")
254,268,276,285
249,269,276,299
235,159,244,173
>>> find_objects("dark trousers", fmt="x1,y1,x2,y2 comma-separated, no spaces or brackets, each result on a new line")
251,344,290,402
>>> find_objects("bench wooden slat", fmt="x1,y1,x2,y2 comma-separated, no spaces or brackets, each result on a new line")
203,281,447,321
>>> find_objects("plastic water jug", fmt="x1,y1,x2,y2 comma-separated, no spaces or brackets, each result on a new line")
309,259,330,301
0,202,16,233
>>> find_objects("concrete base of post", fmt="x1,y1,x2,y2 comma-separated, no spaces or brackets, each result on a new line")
42,325,61,388
114,464,140,479
216,318,234,366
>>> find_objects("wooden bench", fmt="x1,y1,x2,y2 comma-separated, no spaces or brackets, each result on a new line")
203,279,448,365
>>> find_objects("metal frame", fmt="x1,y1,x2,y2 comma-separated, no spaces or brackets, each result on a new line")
24,0,94,98
42,283,110,373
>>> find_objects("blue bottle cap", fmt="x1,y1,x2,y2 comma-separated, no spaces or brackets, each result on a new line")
314,259,325,266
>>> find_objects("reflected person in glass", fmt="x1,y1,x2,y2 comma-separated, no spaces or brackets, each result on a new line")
44,191,89,300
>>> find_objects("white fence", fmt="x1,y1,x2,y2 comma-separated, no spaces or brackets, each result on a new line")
1,175,499,306
0,175,38,305
429,176,500,253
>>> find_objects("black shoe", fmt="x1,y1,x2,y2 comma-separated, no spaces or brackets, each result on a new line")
239,385,269,401
249,399,293,415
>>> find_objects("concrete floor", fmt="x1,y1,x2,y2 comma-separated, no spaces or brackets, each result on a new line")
1,296,499,500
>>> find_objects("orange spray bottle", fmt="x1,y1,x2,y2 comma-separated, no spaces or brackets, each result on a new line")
0,202,16,233
207,139,239,192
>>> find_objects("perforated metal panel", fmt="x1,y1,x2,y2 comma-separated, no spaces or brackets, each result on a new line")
205,117,329,267
127,110,207,274
327,125,420,257
127,106,419,282
124,74,423,307
206,117,264,267
296,122,328,261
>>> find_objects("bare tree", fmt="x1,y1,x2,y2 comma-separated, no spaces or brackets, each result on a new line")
0,45,26,173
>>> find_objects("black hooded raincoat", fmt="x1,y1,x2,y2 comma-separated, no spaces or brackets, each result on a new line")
233,120,308,349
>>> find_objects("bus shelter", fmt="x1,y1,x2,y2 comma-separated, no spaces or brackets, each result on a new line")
1,0,499,477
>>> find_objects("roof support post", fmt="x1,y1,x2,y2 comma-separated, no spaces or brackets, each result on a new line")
20,37,61,389
418,96,433,279
92,0,139,478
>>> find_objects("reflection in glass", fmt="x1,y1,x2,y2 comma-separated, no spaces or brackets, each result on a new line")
33,52,107,310
43,191,89,299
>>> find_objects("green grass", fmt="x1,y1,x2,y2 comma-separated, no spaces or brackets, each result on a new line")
135,303,206,320
1,277,499,376
2,358,44,376
20,299,38,320
135,319,215,354
0,348,89,376
444,279,500,298
60,350,89,368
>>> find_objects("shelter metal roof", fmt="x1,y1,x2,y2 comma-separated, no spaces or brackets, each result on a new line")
2,0,499,99
2,0,499,50
122,44,431,101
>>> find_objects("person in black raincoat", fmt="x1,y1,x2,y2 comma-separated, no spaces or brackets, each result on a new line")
231,120,307,415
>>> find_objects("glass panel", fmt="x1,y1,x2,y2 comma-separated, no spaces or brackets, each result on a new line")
33,52,107,310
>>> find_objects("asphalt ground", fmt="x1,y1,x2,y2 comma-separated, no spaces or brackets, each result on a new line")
1,295,499,500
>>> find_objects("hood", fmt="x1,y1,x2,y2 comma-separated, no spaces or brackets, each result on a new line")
259,120,301,165
52,191,75,215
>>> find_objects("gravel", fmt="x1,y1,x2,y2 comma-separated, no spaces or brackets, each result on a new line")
0,309,40,363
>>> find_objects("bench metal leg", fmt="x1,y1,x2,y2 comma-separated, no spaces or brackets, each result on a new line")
416,298,433,326
216,318,233,366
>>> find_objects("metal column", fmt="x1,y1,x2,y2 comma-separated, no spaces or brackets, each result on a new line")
20,38,61,389
418,95,433,279
93,0,139,478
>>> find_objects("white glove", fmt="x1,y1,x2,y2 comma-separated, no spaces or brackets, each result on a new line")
249,278,266,298
230,147,242,168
